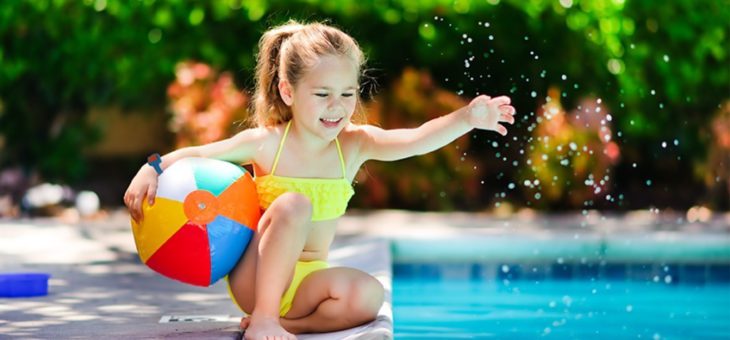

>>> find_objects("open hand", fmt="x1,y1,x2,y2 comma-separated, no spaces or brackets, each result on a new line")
467,95,516,136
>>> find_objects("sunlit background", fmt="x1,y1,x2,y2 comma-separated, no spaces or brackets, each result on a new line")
1,0,728,218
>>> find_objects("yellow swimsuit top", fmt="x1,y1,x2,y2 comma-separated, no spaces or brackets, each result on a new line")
254,121,355,221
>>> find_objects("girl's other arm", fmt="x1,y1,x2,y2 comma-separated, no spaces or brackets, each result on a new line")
359,95,515,162
153,127,265,172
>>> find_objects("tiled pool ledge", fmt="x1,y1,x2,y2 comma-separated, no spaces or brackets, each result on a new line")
391,234,730,263
338,210,730,264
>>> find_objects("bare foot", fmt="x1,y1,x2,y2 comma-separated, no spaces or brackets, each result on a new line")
244,315,296,340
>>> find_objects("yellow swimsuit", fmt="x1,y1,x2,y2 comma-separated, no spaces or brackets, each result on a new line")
255,120,355,221
228,120,355,317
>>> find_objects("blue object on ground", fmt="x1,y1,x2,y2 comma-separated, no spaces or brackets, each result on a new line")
0,273,50,297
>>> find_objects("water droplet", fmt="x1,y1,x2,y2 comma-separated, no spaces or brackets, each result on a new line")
531,91,537,98
673,139,679,146
663,55,669,62
501,265,510,273
508,183,515,189
561,74,567,80
646,179,652,186
661,141,667,148
626,305,633,312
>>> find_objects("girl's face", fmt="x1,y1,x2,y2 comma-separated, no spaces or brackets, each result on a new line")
287,54,359,140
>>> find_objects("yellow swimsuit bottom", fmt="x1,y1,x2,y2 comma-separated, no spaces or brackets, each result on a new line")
227,260,329,317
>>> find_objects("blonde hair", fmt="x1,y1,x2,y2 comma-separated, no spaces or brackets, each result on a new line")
252,20,366,127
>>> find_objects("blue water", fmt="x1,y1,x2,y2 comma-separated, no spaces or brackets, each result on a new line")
394,276,730,338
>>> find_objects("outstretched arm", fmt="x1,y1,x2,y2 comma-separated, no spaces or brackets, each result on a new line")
360,95,515,162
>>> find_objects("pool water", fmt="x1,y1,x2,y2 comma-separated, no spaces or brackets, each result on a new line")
394,269,730,338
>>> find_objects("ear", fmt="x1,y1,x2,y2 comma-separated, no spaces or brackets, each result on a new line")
278,80,294,106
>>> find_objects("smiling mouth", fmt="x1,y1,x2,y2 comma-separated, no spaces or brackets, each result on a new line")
319,117,343,127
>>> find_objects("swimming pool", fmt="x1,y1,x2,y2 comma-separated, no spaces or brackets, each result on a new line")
391,237,730,339
393,263,730,338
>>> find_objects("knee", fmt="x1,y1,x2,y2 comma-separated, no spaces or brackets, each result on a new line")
346,276,384,322
268,192,312,229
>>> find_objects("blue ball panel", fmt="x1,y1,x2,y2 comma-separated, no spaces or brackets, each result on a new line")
192,158,245,196
207,215,253,284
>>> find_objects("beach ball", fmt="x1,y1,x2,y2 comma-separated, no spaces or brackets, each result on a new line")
131,158,260,287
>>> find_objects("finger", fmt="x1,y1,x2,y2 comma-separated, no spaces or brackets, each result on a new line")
130,204,139,224
496,124,508,136
499,105,516,116
147,183,157,206
500,113,515,124
129,197,138,222
132,197,143,222
491,96,511,106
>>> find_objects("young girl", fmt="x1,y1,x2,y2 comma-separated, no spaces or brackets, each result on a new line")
124,20,515,340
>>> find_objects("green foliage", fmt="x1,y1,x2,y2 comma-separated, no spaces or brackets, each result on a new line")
0,0,727,210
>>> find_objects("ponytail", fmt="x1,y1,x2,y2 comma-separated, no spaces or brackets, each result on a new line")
252,21,303,127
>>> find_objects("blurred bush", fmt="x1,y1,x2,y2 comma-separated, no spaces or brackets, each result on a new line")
167,61,249,148
355,67,476,210
519,87,620,209
698,101,730,210
0,0,727,210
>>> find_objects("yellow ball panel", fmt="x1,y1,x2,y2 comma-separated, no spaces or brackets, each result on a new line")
131,197,188,263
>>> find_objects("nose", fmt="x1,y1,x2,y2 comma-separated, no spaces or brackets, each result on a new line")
328,96,346,111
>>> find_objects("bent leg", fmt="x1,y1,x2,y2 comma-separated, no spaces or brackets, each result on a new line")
279,267,385,334
227,192,313,340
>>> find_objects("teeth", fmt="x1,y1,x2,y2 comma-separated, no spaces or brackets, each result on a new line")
321,118,341,123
